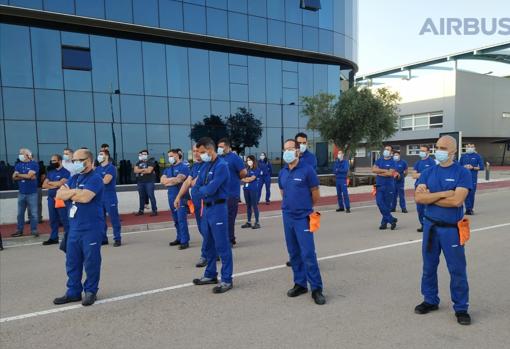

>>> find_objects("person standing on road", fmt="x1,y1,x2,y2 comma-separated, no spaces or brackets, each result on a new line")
459,144,484,215
257,152,272,204
391,150,408,213
42,154,70,246
414,135,473,326
192,137,234,294
372,146,398,230
11,148,40,237
412,146,437,232
162,149,190,250
241,155,261,230
134,150,158,216
279,139,325,305
95,149,122,247
54,148,104,307
217,138,247,246
333,150,351,213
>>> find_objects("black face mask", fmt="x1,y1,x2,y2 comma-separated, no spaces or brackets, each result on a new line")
48,162,59,170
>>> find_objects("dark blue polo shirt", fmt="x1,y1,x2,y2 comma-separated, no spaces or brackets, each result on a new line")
459,153,484,181
413,157,437,186
243,168,261,192
393,159,408,183
15,160,39,194
374,157,396,186
300,150,317,172
46,167,70,198
221,152,245,198
67,171,104,231
94,163,117,196
190,162,204,201
163,162,190,199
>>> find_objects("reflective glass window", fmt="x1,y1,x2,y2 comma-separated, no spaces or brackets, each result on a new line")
266,104,281,127
76,0,105,19
143,42,167,96
90,35,118,93
248,57,265,103
229,54,247,66
319,0,333,29
0,24,33,88
248,102,266,125
327,65,339,95
9,0,42,9
283,89,298,107
61,32,89,48
0,88,3,118
285,23,302,49
67,122,96,151
265,59,282,104
267,0,284,20
333,33,346,57
282,61,298,72
31,28,63,89
188,49,210,99
146,124,170,144
319,29,333,54
120,95,145,123
4,121,38,161
248,0,266,17
228,12,248,41
228,0,246,13
170,125,192,150
147,144,170,162
230,83,248,102
133,0,159,27
122,123,147,161
2,88,35,120
207,8,228,37
209,52,230,101
63,69,92,91
266,127,281,158
283,71,298,88
303,26,318,51
93,93,120,122
37,121,67,143
190,99,210,123
0,121,5,163
169,97,191,124
35,89,66,120
313,64,328,94
62,46,92,71
117,39,144,95
303,5,319,26
206,0,227,10
145,96,169,124
248,16,267,44
39,144,67,163
105,0,133,23
43,0,74,14
285,0,302,24
268,20,285,47
159,0,183,30
183,3,206,34
65,91,94,121
211,100,230,117
229,65,247,84
94,122,123,157
301,0,321,11
166,46,189,98
283,103,299,127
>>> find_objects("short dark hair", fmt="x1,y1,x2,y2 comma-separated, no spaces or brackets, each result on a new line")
393,150,400,155
196,137,216,149
420,145,429,151
101,143,109,148
218,138,230,146
168,148,182,159
100,149,111,158
52,154,62,161
139,149,149,154
63,147,73,153
295,132,308,140
284,138,298,149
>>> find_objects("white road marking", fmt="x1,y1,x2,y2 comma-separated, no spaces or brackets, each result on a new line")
1,221,508,324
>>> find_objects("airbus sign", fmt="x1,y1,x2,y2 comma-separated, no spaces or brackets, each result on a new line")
419,18,510,35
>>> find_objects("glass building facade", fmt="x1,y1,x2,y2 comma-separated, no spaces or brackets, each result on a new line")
0,0,358,164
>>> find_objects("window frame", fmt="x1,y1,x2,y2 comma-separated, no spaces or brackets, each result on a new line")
61,45,92,71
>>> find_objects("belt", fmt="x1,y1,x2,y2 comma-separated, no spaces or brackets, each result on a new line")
424,215,458,252
204,199,226,207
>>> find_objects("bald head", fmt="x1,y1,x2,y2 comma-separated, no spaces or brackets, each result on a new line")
73,148,94,173
436,135,457,153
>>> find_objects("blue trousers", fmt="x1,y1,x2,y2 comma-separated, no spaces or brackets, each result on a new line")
227,196,239,242
283,213,323,291
65,228,102,297
257,176,271,202
17,192,38,233
335,177,350,209
202,203,233,283
137,182,157,213
465,179,477,210
376,184,396,225
169,195,190,244
192,197,205,259
102,196,122,242
392,180,406,210
421,219,469,312
48,196,69,241
244,188,260,223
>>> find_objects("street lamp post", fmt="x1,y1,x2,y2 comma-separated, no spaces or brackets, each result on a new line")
109,85,120,162
280,100,296,168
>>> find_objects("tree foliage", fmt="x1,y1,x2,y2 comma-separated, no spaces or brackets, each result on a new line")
226,107,263,154
301,87,400,156
189,114,228,144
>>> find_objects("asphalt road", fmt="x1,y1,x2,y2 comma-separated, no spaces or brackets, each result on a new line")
1,189,509,349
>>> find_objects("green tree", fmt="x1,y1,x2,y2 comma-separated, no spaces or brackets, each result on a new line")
226,107,263,155
189,114,228,144
301,87,400,156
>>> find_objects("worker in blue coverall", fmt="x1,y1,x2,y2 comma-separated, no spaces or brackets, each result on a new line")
192,137,234,294
217,138,247,246
54,148,104,306
279,138,325,305
391,150,408,213
42,154,70,246
162,149,190,250
414,135,473,326
95,149,122,247
412,145,437,232
459,143,484,215
175,145,207,267
372,146,398,230
333,150,351,213
257,152,272,204
241,155,261,229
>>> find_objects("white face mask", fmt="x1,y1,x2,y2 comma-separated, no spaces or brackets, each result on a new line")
466,147,475,154
299,143,307,153
217,147,225,155
139,154,148,161
168,157,176,165
393,155,400,161
337,153,344,160
247,160,254,167
260,155,265,160
97,155,105,163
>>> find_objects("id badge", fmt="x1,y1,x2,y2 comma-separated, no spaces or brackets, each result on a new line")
245,183,249,188
69,204,78,218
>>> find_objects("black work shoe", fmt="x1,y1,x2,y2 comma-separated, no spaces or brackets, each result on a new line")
42,239,59,246
286,261,292,267
231,239,236,246
241,222,252,228
53,294,82,305
312,289,326,305
195,257,207,268
336,208,345,212
113,240,121,247
414,302,439,314
179,243,189,250
213,282,233,294
379,224,387,230
455,312,471,325
390,219,398,230
82,292,96,306
287,284,308,297
149,211,158,217
402,208,408,213
346,208,351,213
169,239,180,246
193,277,218,285
101,240,109,246
465,210,474,216
11,231,23,237
265,201,270,205
31,231,39,237
417,226,423,233
252,222,261,229
134,211,144,216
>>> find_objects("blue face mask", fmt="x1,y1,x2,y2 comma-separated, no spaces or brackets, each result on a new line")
217,147,224,156
63,154,70,161
73,161,85,173
419,151,427,159
383,150,391,158
393,155,400,161
200,152,212,162
18,154,26,162
466,147,475,154
283,150,297,164
435,150,450,163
